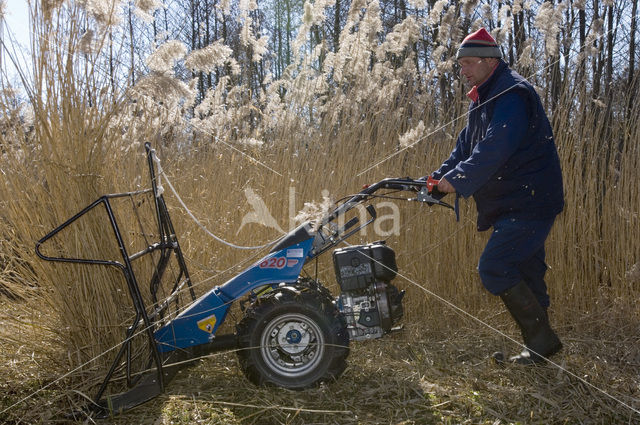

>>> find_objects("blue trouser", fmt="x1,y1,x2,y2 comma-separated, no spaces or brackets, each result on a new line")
477,216,556,308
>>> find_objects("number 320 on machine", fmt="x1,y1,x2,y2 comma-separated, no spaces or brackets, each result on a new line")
258,257,298,269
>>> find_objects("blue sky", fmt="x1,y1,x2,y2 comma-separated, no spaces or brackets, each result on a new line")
3,0,30,47
2,0,31,82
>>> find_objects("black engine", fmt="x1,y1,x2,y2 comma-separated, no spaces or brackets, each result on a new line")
333,242,405,341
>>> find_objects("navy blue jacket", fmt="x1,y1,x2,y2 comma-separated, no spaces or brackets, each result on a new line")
432,60,564,231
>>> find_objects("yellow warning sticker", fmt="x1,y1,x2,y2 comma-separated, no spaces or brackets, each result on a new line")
197,315,217,333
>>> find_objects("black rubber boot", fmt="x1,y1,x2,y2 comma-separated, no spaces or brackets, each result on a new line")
498,281,562,365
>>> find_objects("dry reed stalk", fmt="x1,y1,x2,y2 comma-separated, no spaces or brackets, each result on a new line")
0,4,159,408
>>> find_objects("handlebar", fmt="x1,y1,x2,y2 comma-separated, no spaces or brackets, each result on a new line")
308,177,453,257
318,177,453,231
324,177,452,222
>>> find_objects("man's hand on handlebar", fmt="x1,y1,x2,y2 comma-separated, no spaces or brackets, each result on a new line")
436,177,456,193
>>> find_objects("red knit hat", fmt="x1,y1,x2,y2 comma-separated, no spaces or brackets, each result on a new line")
456,27,502,59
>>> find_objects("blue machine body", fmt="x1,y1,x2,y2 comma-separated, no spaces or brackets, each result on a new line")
154,236,314,352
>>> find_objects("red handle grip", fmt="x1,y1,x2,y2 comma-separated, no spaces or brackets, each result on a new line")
426,176,439,193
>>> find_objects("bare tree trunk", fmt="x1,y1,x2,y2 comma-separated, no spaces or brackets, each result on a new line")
189,0,206,99
334,0,341,51
561,5,570,87
592,0,603,100
397,0,407,21
152,8,158,44
128,3,135,86
163,0,169,40
286,0,292,66
190,0,198,51
577,4,585,80
578,6,585,53
628,0,638,119
512,5,525,60
604,4,614,99
507,1,514,66
276,0,283,78
213,0,219,84
109,30,116,98
547,0,561,112
574,2,587,125
599,4,616,142
205,0,212,90
0,18,3,72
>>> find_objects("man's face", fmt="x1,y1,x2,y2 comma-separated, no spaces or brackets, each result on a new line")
458,57,496,87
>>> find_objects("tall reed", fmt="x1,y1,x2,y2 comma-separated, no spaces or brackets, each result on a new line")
0,1,638,418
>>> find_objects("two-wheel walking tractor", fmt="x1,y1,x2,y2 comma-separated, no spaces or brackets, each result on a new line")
35,143,451,417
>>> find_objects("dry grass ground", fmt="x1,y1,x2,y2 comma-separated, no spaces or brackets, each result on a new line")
2,292,639,424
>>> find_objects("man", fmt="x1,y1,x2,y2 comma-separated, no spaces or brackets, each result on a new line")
429,28,564,364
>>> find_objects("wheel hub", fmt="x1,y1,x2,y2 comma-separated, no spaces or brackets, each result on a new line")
261,312,324,377
278,324,310,353
285,329,302,344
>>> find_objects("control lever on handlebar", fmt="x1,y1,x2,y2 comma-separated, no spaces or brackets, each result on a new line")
416,180,453,209
366,204,376,219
